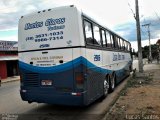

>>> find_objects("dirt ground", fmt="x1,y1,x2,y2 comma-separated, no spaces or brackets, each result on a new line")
104,65,160,120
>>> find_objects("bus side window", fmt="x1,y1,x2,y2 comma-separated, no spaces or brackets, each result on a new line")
119,38,123,50
114,36,119,49
110,34,114,48
118,38,121,49
126,42,129,51
124,41,127,51
106,31,111,48
127,42,130,51
101,29,106,47
84,20,94,45
93,24,101,45
122,40,125,50
129,43,131,51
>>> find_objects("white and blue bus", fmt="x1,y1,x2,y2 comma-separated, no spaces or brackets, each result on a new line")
18,5,132,106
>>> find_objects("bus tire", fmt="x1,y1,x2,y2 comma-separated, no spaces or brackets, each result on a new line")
103,75,109,98
109,73,116,93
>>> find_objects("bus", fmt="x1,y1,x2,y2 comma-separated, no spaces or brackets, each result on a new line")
18,5,132,106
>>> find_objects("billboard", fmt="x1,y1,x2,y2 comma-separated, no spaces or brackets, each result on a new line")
0,41,18,51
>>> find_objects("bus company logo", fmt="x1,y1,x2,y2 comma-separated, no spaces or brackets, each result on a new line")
25,21,43,30
24,18,66,30
94,55,100,61
45,18,65,26
39,44,50,48
113,53,125,61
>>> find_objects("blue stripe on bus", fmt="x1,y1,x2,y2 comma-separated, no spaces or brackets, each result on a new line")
19,56,128,74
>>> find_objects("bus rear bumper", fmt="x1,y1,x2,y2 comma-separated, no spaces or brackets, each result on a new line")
20,89,86,106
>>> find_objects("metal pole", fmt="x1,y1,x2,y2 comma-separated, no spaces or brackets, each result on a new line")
135,0,143,72
142,23,152,63
148,29,152,62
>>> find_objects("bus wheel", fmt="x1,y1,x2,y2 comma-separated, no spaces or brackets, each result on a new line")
109,73,116,93
103,75,109,97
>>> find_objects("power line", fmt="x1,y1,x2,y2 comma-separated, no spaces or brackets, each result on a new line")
128,2,136,19
141,28,147,36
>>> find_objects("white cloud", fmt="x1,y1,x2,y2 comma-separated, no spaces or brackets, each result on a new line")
74,0,134,28
25,5,37,12
0,7,18,14
1,0,19,6
0,0,160,42
0,34,18,41
131,38,158,52
0,27,17,32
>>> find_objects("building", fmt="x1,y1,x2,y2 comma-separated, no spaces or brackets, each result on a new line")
156,39,160,46
0,40,18,79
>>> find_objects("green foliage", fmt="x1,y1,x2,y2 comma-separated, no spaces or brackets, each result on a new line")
142,44,159,59
131,48,138,57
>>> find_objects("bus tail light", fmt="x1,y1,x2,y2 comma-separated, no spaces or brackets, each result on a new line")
75,72,84,89
20,73,23,82
19,72,24,86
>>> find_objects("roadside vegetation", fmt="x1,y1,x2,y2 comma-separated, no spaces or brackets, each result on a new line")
104,69,160,120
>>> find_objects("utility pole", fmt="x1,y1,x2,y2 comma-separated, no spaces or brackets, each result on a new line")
135,0,143,72
142,23,152,63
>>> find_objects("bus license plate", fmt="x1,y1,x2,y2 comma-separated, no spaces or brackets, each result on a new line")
41,80,52,86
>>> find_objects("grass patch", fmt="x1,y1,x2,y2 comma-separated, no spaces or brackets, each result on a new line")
120,72,153,97
128,72,153,87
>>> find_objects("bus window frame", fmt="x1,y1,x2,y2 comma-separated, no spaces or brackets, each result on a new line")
105,31,111,48
100,29,107,47
82,15,131,52
119,38,123,50
83,20,94,45
83,19,102,47
92,23,102,46
114,35,119,49
110,34,114,48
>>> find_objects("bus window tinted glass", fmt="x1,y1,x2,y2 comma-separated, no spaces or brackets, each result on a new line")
106,31,111,47
93,24,101,45
110,34,114,48
84,21,93,44
101,30,106,46
114,36,119,48
119,38,123,49
124,41,127,50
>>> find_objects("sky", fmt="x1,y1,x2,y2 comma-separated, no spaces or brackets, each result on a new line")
0,0,160,51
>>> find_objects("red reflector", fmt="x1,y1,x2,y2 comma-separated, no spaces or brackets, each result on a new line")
76,93,82,96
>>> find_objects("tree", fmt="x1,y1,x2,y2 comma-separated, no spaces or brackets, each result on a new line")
131,48,138,58
142,44,159,59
